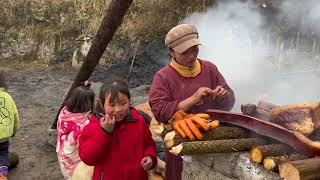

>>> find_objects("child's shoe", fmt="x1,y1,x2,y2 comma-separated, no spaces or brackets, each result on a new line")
0,166,8,180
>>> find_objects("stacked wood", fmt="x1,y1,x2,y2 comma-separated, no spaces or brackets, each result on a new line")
207,109,320,157
279,158,320,180
263,154,307,171
169,137,268,156
241,100,279,120
250,144,294,164
164,126,248,148
153,123,172,138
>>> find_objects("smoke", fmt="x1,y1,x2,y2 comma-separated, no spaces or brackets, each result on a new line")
182,0,320,111
278,0,320,37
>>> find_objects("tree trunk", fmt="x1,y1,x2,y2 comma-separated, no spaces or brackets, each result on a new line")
164,126,249,149
263,154,307,172
169,138,268,156
250,144,295,164
279,158,320,180
51,0,134,129
207,109,320,157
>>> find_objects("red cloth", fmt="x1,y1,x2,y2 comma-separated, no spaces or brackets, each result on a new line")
78,107,157,180
149,59,235,180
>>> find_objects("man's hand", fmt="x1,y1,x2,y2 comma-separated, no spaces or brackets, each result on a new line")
191,87,214,105
100,114,115,134
212,86,227,102
141,156,153,170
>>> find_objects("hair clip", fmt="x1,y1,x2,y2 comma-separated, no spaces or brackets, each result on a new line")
84,80,91,87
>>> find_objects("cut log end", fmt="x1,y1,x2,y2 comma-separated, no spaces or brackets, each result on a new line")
263,158,276,171
279,158,320,180
263,154,308,172
151,124,164,135
279,163,300,180
169,144,183,156
164,131,176,148
250,147,263,163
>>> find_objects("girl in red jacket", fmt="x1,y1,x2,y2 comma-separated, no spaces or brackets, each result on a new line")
78,77,157,180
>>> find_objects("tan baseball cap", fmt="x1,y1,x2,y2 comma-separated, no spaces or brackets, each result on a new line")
165,24,201,53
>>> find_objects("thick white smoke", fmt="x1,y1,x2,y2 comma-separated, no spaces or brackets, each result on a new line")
182,0,320,111
278,0,320,37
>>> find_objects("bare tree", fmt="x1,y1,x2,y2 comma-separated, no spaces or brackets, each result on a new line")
51,0,134,129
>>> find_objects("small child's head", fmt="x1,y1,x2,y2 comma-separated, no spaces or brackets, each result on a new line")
98,76,130,122
65,82,95,113
0,71,8,90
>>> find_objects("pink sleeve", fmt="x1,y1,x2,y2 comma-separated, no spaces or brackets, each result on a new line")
149,72,178,123
78,121,113,166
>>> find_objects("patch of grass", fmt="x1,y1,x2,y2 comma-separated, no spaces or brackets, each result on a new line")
0,0,216,66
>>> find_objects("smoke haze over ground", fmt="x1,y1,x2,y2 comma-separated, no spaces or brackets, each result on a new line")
183,0,320,111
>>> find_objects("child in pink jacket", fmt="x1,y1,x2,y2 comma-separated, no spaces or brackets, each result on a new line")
56,81,95,180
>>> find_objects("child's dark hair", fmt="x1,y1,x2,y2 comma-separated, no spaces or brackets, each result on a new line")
0,71,8,90
64,85,95,113
99,76,130,105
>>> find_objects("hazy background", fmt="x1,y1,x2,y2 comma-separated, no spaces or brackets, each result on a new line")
182,0,320,111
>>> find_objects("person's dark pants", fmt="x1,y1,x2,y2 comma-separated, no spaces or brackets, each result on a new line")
0,141,9,166
165,150,183,180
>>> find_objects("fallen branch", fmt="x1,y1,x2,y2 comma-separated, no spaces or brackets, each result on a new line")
279,158,320,180
263,154,307,172
169,138,268,156
250,144,294,164
207,109,320,156
164,126,248,149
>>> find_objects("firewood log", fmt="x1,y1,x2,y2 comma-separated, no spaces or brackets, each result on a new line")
271,107,315,135
207,109,320,157
164,126,248,149
263,154,308,172
256,101,280,120
270,103,319,118
250,144,294,164
270,103,320,135
241,104,257,116
241,100,279,120
279,158,320,180
151,123,172,138
169,138,268,156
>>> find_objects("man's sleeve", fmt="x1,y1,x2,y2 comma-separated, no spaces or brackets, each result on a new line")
149,73,178,123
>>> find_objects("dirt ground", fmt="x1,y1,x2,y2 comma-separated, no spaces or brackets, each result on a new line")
0,67,75,180
0,66,153,180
